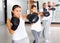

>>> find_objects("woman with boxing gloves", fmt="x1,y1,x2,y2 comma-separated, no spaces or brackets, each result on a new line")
48,1,56,21
27,5,42,43
40,3,52,43
7,5,29,43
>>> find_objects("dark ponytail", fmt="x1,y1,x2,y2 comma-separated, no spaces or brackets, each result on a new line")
11,12,14,17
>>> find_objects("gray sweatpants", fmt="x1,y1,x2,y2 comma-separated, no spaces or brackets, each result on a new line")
12,37,29,43
42,19,51,40
32,30,41,43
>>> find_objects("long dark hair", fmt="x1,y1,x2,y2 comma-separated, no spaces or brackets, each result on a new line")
11,5,21,17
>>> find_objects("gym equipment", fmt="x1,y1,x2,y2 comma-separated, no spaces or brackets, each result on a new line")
50,8,56,11
43,8,50,17
48,6,51,8
43,12,50,17
55,4,60,7
27,12,39,23
11,17,20,31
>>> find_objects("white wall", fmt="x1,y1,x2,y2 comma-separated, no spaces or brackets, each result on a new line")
7,0,28,19
0,0,4,24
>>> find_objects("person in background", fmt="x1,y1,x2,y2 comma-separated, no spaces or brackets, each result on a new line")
48,1,56,21
29,5,42,43
40,3,52,43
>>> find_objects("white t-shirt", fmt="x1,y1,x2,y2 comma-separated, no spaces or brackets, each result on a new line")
31,16,42,32
12,16,28,40
40,8,52,20
47,7,56,21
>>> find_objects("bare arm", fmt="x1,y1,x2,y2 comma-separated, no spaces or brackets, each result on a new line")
6,19,14,35
38,12,44,18
22,14,27,21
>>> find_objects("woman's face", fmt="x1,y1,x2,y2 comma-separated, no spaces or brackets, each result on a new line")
48,2,51,6
31,7,37,13
12,7,21,18
43,4,47,8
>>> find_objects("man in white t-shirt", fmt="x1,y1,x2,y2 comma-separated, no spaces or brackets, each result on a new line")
40,3,52,43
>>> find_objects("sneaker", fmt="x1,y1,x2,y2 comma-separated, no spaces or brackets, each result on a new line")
45,40,49,43
33,40,35,43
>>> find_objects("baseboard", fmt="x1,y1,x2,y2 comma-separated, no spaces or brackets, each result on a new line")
25,22,60,24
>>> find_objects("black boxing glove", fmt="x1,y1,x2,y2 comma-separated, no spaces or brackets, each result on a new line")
27,12,39,23
43,12,50,17
11,17,20,31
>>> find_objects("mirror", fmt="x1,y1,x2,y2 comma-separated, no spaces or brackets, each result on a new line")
27,0,60,23
7,0,60,23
